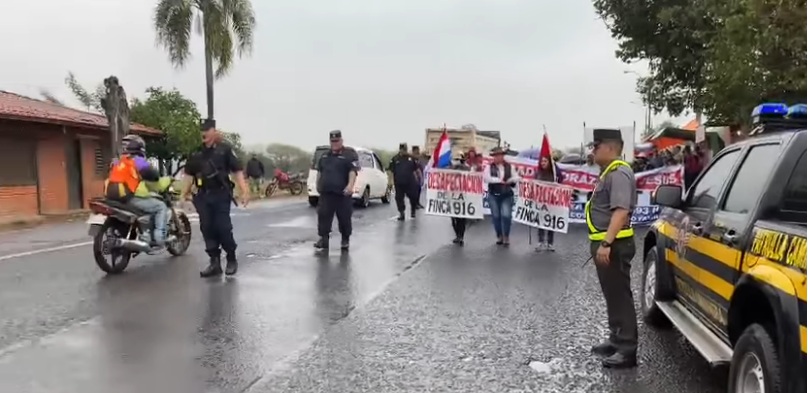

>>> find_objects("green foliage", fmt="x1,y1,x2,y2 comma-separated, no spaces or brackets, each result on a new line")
220,130,245,160
370,148,397,169
265,143,310,173
130,87,201,164
594,0,806,125
64,71,104,112
153,0,256,78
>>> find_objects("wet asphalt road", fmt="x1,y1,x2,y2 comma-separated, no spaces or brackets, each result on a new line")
0,199,729,393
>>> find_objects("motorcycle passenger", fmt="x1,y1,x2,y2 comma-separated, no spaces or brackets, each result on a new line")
105,134,168,247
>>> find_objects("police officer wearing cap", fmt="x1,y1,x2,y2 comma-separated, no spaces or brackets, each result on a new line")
181,119,250,277
388,143,421,221
586,128,638,368
314,130,359,252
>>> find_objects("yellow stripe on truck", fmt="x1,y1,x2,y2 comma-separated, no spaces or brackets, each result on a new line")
742,254,807,302
665,249,734,300
801,325,806,354
688,235,741,270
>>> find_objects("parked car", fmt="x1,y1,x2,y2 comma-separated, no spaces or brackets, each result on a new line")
306,145,391,208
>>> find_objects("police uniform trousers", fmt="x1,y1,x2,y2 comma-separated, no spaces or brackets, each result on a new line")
394,182,418,212
590,237,638,354
193,187,237,258
317,192,353,238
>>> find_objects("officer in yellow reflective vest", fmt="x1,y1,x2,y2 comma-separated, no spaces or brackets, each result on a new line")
585,128,638,369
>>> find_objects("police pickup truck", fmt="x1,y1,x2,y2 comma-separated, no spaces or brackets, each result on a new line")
642,103,806,393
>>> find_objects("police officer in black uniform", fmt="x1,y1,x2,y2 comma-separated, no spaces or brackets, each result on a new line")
313,130,359,252
388,143,421,221
181,119,250,277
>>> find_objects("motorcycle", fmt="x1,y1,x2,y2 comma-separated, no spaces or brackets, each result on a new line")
265,173,305,197
86,187,192,275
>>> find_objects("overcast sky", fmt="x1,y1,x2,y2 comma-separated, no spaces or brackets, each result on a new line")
1,0,688,151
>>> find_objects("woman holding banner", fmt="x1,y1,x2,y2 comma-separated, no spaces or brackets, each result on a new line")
484,147,519,246
535,156,563,251
449,152,471,245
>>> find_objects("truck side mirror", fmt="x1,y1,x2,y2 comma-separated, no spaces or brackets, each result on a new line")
653,185,683,208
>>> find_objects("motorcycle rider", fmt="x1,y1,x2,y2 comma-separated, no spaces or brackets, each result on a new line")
105,134,169,247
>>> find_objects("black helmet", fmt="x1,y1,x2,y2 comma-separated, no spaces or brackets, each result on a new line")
122,134,146,156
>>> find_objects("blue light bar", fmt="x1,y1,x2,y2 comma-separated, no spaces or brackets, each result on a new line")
752,103,789,118
787,104,807,119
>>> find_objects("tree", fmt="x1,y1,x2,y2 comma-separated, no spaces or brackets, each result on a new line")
38,89,65,106
702,0,806,126
153,0,256,119
370,148,397,169
64,71,105,112
220,130,245,160
265,143,310,173
130,87,201,174
593,0,806,125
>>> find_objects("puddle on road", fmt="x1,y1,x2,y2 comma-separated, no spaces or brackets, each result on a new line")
266,216,314,228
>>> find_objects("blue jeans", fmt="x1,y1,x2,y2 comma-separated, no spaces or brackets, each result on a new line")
128,197,168,243
488,193,514,238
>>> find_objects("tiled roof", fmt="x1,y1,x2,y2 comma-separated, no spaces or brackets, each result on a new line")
0,90,160,135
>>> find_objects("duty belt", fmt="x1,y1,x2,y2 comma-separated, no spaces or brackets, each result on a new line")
585,160,634,241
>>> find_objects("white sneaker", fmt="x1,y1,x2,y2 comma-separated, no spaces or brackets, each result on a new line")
534,243,546,252
547,244,555,252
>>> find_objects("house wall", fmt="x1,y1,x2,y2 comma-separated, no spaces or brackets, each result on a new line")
0,119,110,220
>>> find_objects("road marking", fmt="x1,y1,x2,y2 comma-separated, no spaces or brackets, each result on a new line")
0,241,94,262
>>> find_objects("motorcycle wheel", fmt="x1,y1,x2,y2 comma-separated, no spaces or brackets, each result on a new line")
265,184,277,198
93,219,132,275
167,212,192,256
289,181,303,195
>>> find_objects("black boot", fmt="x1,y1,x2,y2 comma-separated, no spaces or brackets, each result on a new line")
397,212,405,221
200,257,223,277
313,237,329,251
225,256,238,275
340,236,350,251
591,341,617,358
601,352,637,368
410,210,416,218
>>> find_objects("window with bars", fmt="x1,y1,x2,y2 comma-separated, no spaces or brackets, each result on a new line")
94,146,112,178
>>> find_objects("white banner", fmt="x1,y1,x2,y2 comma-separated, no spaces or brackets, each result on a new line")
479,156,684,226
424,169,485,219
512,180,573,233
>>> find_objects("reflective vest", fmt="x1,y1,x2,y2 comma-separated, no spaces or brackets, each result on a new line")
585,160,635,241
105,155,141,202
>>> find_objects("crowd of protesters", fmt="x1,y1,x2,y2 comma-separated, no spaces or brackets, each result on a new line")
632,142,710,190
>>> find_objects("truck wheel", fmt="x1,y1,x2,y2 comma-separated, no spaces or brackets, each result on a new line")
728,324,782,393
308,196,318,207
640,246,673,328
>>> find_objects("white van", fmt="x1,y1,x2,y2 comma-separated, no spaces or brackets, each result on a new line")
306,145,391,208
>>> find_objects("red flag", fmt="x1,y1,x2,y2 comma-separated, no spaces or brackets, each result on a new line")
537,132,557,181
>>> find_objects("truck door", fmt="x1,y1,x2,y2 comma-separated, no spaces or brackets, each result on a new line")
675,148,742,331
694,143,782,334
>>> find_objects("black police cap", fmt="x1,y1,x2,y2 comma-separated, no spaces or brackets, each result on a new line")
200,118,216,132
399,143,408,150
329,130,342,140
592,128,623,143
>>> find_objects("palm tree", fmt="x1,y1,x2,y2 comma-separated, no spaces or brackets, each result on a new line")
153,0,256,119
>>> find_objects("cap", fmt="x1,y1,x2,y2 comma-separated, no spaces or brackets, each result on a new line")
399,142,408,150
329,130,342,140
592,128,622,143
490,146,505,155
200,118,216,132
411,145,420,151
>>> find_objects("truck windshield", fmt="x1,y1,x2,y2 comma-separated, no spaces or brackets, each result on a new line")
311,146,329,170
